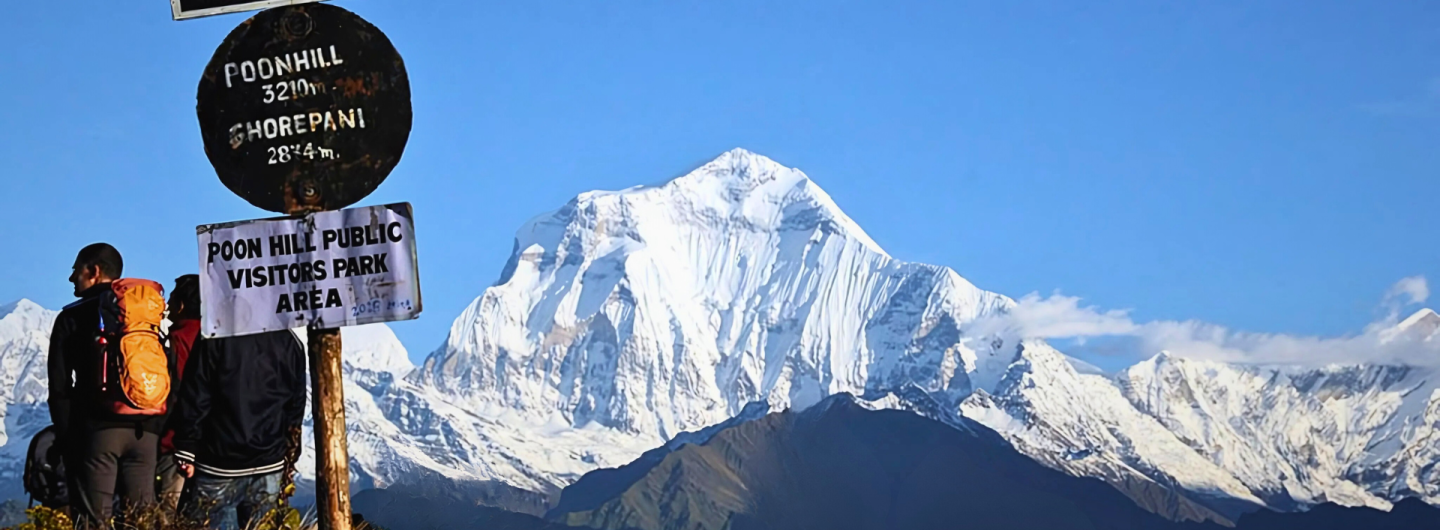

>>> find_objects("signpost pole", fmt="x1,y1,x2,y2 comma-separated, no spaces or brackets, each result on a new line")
289,185,352,530
308,327,351,530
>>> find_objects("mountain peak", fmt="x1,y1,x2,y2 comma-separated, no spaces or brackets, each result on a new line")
698,148,806,186
0,299,44,318
675,148,887,256
0,299,55,333
1380,307,1439,344
516,148,889,265
1130,350,1180,374
668,148,810,197
1396,308,1438,331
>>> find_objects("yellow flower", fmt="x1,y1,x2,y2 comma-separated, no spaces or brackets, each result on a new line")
4,506,72,530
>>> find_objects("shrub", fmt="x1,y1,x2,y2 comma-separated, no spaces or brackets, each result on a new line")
1,503,319,530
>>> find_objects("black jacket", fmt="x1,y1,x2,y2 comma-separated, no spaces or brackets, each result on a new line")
47,283,166,437
172,329,307,476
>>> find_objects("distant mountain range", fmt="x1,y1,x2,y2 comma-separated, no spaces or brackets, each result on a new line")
1,149,1436,527
356,394,1440,530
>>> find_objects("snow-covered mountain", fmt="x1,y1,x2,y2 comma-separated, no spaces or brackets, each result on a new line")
0,300,57,501
960,307,1439,517
406,148,1021,490
959,341,1267,521
0,300,52,421
398,148,1438,519
1117,353,1439,507
0,149,1435,522
419,147,1016,430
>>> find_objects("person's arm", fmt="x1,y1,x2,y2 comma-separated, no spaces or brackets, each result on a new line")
46,316,73,436
285,331,308,430
284,331,308,466
172,336,215,468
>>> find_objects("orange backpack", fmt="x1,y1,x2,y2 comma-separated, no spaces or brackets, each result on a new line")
97,279,171,415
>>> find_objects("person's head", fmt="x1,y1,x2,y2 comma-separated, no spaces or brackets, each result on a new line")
170,274,201,321
69,243,122,297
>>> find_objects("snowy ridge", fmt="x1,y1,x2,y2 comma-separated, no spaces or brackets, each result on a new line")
960,342,1264,507
1385,308,1439,343
0,300,56,498
1117,353,1440,507
294,324,647,501
0,300,53,410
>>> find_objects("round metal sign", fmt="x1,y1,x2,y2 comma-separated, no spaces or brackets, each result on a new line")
197,3,411,213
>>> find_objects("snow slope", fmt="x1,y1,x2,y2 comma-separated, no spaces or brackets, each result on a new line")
1116,353,1439,508
960,341,1266,519
0,300,56,500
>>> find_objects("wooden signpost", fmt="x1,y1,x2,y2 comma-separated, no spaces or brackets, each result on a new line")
189,4,414,529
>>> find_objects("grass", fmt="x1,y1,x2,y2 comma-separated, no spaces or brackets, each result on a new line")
0,503,386,530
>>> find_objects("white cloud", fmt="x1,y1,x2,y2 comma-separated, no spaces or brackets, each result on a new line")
1383,275,1429,308
982,276,1439,367
969,292,1137,339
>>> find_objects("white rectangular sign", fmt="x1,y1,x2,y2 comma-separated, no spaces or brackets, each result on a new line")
197,202,422,338
172,0,326,21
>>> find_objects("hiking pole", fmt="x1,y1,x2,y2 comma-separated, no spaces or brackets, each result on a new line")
265,425,303,529
282,424,301,502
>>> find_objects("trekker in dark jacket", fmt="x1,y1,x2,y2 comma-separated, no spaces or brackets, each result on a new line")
173,328,307,530
48,243,163,527
157,274,202,509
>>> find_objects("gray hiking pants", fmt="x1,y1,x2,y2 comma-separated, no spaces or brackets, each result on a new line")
71,427,158,528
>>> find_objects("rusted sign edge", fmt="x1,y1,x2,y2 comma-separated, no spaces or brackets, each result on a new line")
383,202,414,222
398,202,422,317
195,201,414,233
172,0,328,21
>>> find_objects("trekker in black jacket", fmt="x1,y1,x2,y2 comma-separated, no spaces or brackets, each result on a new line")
172,329,306,530
48,243,163,527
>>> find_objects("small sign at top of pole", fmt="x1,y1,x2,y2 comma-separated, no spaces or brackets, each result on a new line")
195,2,412,213
172,0,327,21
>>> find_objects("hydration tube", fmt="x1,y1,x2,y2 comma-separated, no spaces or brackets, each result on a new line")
96,306,108,391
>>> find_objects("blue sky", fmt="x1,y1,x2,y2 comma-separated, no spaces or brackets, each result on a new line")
1,1,1436,367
